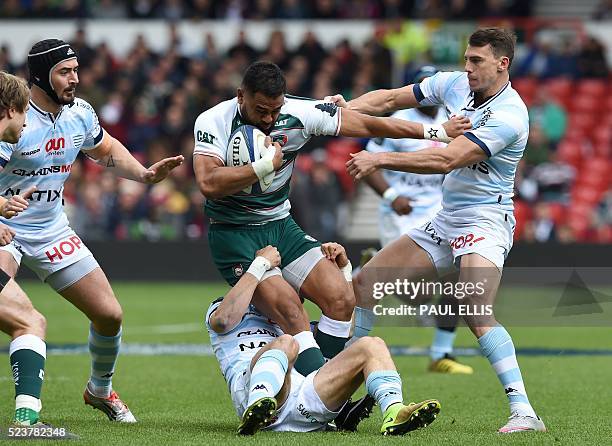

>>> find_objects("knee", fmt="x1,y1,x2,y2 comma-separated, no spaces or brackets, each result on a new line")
94,302,123,332
274,299,308,334
277,334,299,361
14,308,47,339
355,336,387,353
321,283,355,320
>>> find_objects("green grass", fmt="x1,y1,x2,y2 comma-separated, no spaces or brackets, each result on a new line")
1,281,612,445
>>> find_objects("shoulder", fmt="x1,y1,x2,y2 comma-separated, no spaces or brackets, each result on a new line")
69,97,98,117
427,71,467,89
195,98,237,129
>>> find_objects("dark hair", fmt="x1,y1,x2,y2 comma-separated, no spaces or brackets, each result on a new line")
468,28,516,67
241,61,286,97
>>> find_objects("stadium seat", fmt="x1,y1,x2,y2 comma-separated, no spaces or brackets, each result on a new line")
576,79,608,97
512,199,532,240
556,139,584,168
570,95,603,114
571,185,603,206
567,113,597,134
326,156,356,196
547,202,566,225
545,78,572,107
327,139,361,161
295,154,313,173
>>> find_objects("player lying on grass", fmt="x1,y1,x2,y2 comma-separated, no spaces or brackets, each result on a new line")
205,243,441,436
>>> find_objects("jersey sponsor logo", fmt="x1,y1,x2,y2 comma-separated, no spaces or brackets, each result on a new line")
11,164,72,177
304,235,317,242
297,403,322,424
315,102,338,117
45,137,65,154
467,161,490,175
3,187,62,203
272,134,288,146
239,341,268,351
20,148,41,156
424,222,442,246
475,107,493,128
449,233,485,250
399,176,443,187
196,130,217,145
45,235,83,263
237,328,279,338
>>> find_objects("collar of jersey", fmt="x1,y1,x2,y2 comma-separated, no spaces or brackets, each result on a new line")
462,81,510,111
29,99,65,123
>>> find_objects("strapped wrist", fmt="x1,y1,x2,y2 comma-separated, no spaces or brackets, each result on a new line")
247,256,272,281
423,124,451,143
382,187,400,203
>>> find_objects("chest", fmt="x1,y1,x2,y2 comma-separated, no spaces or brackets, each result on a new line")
12,121,85,168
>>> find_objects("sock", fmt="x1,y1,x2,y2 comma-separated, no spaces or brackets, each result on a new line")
88,324,121,398
478,326,536,418
247,349,288,408
10,335,45,425
353,306,375,338
365,370,403,415
314,315,351,359
430,327,457,360
293,331,325,376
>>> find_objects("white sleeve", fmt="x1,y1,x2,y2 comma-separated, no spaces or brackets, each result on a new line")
77,99,104,150
193,113,226,164
300,100,341,137
366,136,396,154
464,112,524,157
0,142,13,167
413,71,464,107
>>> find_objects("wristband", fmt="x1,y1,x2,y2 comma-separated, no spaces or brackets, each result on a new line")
251,154,275,181
423,124,451,143
246,256,272,281
382,187,400,203
340,260,353,282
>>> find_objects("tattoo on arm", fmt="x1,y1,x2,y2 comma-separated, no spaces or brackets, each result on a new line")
106,155,115,168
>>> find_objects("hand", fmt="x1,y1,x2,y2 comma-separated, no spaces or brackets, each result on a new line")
323,94,347,108
255,245,281,268
346,151,380,180
141,155,185,184
0,186,36,219
0,224,15,246
442,115,471,139
391,196,412,215
263,136,284,171
321,242,349,268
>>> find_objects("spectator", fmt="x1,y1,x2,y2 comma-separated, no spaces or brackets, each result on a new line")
528,89,567,145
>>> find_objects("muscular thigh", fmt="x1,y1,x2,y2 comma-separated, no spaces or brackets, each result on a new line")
299,257,352,313
252,276,310,335
0,248,20,277
58,267,120,321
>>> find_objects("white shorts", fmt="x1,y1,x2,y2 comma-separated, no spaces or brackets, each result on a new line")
379,206,441,248
0,225,99,283
231,367,338,432
406,206,515,276
260,247,325,293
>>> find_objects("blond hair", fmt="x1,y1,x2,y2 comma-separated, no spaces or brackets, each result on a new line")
0,71,30,119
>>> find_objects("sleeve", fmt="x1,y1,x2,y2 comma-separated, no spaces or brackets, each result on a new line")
464,112,524,157
193,113,226,164
413,71,464,107
300,100,341,137
79,99,104,150
0,142,13,167
366,136,396,154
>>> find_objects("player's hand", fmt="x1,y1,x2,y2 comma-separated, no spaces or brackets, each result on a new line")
442,115,471,139
392,196,413,215
0,186,36,219
346,151,379,180
141,155,185,184
321,242,349,268
264,136,284,171
256,245,281,268
0,224,16,245
323,94,347,108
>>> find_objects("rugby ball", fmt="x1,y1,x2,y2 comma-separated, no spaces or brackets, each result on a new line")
226,125,274,194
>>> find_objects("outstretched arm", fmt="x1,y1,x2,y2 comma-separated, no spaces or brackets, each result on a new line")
209,246,281,333
326,84,420,116
85,132,184,184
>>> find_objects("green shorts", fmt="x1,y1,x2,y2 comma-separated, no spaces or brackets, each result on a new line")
208,216,321,285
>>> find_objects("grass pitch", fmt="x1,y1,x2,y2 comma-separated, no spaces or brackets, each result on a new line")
1,281,611,445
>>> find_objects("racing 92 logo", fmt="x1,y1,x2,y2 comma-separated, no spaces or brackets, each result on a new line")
45,137,65,154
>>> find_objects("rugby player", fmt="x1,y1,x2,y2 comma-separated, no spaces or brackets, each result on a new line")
206,242,441,435
362,66,472,375
328,28,545,433
193,61,470,377
0,40,183,423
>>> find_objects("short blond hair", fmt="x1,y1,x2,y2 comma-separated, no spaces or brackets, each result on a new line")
0,71,30,119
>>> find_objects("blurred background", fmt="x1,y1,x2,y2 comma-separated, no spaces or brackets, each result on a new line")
0,0,610,252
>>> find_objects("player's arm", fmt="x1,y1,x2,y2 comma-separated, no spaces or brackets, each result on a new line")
85,132,184,184
347,135,487,179
0,186,36,219
338,109,470,142
327,84,420,116
364,170,412,215
193,142,282,200
320,242,352,281
209,246,281,334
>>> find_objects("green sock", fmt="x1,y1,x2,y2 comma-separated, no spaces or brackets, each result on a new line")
314,330,348,359
294,347,325,376
10,348,45,399
14,407,39,425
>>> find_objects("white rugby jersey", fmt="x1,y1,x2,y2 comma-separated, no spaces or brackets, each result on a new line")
366,107,445,217
413,72,529,212
193,96,340,224
0,98,103,237
206,299,284,388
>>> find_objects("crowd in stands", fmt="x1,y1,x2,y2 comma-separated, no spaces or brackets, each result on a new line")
1,0,533,20
0,21,609,243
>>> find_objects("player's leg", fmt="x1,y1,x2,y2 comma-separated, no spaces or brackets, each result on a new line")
313,336,440,435
238,334,299,435
459,253,544,432
51,261,135,422
252,276,326,376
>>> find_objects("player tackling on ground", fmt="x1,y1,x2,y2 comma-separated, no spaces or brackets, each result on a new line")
206,242,441,436
0,40,183,423
328,28,545,433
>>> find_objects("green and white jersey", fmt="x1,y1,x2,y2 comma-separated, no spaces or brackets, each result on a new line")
193,96,341,224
